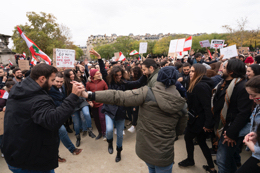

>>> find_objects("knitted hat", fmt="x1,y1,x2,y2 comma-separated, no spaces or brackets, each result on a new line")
245,56,254,64
90,69,99,79
157,66,179,88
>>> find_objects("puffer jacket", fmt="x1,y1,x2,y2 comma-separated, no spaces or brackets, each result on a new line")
93,82,188,167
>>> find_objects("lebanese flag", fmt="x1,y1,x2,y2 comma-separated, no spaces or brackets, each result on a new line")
129,50,139,55
31,55,38,66
0,89,9,99
183,36,192,51
17,26,52,65
119,52,126,61
8,59,13,66
23,52,26,58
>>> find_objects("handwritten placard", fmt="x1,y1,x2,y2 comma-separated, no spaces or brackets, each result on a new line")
199,40,211,48
18,60,30,71
238,47,249,54
210,40,225,49
220,45,238,59
139,42,148,54
54,48,75,67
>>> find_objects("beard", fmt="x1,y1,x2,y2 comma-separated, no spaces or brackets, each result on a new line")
42,80,50,92
16,75,23,79
222,72,229,80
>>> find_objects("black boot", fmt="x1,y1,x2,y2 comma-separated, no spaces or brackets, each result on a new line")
115,146,122,162
107,139,113,154
95,133,102,140
76,134,81,147
88,128,96,138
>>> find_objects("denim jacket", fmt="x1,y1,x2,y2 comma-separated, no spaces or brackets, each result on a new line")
249,105,260,160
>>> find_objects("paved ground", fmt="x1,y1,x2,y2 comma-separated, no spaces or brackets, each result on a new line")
0,121,251,173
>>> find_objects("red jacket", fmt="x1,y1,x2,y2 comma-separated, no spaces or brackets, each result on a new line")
86,78,108,108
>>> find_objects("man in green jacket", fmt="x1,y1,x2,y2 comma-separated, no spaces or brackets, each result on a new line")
83,66,188,173
142,58,160,87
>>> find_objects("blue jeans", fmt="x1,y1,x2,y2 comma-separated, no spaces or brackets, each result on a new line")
217,135,239,173
8,165,54,173
72,106,92,135
105,115,125,147
59,125,75,153
146,162,173,173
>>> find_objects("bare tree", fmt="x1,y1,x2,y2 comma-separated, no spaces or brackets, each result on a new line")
222,17,248,47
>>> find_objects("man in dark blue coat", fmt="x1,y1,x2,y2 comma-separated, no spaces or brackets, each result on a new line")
1,64,85,173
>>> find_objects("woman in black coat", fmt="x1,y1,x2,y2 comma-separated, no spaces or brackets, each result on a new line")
178,64,216,173
90,49,147,163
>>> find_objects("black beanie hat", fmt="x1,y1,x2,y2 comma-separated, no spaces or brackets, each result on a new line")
157,66,179,88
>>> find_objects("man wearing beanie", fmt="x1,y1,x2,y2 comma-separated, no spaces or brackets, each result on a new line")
81,66,188,173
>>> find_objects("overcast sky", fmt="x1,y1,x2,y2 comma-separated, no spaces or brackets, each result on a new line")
1,0,260,48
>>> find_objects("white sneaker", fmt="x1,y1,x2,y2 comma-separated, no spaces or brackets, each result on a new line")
123,130,125,135
114,129,117,135
1,154,4,158
128,125,135,133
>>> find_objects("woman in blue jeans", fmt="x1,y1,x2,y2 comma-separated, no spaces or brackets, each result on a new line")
236,76,260,173
90,49,146,162
64,69,96,147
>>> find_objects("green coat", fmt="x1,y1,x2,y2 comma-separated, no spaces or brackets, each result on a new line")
95,82,187,167
147,68,159,88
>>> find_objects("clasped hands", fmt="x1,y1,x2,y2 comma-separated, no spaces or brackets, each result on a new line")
70,81,88,99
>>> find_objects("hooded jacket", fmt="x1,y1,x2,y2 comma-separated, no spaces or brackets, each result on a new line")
86,77,108,108
187,76,215,133
1,77,79,171
93,82,188,167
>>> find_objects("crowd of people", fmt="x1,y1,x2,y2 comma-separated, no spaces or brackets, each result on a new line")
0,48,260,173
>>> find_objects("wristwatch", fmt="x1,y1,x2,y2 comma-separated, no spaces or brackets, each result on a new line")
87,91,93,100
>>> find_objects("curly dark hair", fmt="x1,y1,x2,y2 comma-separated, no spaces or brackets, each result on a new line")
132,66,142,81
106,66,127,85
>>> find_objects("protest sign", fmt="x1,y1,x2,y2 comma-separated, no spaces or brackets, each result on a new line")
18,60,30,71
53,48,75,67
168,38,185,53
139,42,148,54
238,47,249,54
199,40,211,48
220,45,238,60
210,40,225,49
114,52,120,61
0,111,4,135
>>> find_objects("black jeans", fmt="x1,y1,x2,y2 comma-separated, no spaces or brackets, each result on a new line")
184,129,214,168
132,106,139,126
236,157,260,173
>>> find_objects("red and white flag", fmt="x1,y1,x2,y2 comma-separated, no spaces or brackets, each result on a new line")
119,52,126,61
0,89,9,99
23,52,26,58
17,26,52,65
8,59,13,66
31,55,38,66
129,50,139,55
183,36,192,51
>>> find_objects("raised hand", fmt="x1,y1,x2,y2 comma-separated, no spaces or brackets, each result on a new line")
90,48,101,59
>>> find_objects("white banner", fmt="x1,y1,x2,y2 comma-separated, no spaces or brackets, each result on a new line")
56,48,75,67
210,40,225,49
139,42,148,54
